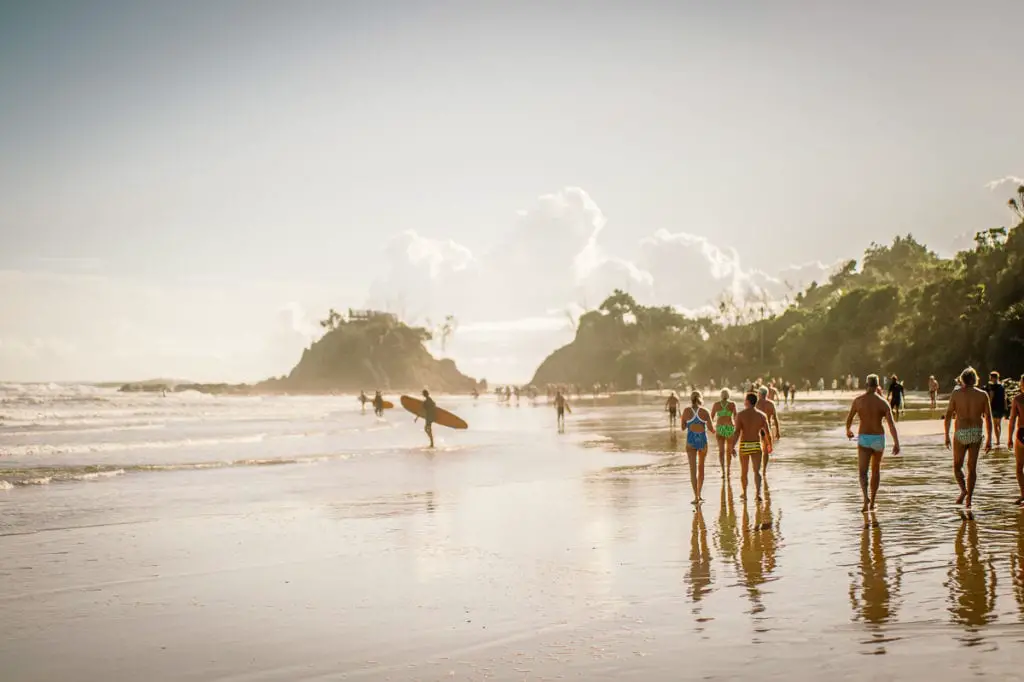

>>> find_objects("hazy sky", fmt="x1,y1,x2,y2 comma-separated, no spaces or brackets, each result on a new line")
1,1,1021,383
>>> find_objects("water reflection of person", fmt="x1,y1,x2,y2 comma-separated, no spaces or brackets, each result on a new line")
850,513,901,630
947,514,996,632
1013,510,1024,617
714,478,740,565
739,500,779,615
687,507,713,604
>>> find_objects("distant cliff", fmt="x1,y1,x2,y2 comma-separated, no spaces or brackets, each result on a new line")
262,310,479,393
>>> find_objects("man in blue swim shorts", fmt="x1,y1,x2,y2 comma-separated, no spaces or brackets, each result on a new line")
846,374,901,512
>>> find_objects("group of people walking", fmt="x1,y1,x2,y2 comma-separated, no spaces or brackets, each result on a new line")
665,368,1024,514
668,385,783,505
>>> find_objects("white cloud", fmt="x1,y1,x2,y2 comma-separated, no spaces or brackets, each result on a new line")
985,175,1024,191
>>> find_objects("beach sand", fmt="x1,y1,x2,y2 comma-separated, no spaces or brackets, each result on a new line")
3,389,1023,681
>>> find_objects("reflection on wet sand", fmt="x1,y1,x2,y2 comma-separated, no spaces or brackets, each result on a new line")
713,479,740,565
739,499,780,623
686,508,712,606
849,513,902,653
947,513,997,644
1014,510,1024,620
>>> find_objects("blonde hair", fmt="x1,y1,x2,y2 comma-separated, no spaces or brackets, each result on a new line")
690,391,703,407
720,388,730,401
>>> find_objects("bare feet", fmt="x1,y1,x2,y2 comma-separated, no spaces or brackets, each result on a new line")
965,496,973,509
1015,496,1024,506
862,502,869,513
870,500,876,510
955,491,967,505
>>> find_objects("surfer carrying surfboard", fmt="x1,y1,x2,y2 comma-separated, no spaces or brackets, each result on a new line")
373,390,385,417
421,389,437,448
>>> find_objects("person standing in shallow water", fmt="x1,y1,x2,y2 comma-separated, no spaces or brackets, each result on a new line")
1005,375,1024,504
944,367,993,509
680,391,712,505
712,389,737,474
886,375,905,422
846,374,901,512
665,391,680,429
985,371,1007,447
929,375,940,410
421,389,437,448
728,392,772,501
555,389,570,430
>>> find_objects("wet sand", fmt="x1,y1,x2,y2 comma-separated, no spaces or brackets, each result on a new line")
3,391,1024,681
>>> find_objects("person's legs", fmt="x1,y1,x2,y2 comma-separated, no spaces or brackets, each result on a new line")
869,452,883,510
696,449,707,501
687,448,699,503
739,452,750,500
1014,439,1024,503
716,436,726,470
965,444,981,508
953,440,967,504
857,447,871,512
425,422,434,448
993,418,1002,446
751,449,764,501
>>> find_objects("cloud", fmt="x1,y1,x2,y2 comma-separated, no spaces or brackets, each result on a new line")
985,175,1024,190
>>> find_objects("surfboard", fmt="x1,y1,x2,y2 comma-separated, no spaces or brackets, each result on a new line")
379,400,394,409
400,395,468,430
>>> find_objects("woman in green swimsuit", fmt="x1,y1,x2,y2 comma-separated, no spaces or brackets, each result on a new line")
713,388,738,475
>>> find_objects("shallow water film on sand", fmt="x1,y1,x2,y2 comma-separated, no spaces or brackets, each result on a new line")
2,384,1024,681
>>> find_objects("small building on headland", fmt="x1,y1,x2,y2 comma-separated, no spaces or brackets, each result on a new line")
347,309,398,324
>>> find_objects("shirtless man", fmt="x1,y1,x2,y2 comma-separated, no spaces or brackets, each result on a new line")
1007,375,1024,504
845,374,901,512
943,367,993,508
421,389,437,448
665,391,680,429
727,392,773,501
555,390,570,429
928,375,940,410
756,386,781,474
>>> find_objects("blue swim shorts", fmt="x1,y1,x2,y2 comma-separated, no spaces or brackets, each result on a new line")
857,433,885,452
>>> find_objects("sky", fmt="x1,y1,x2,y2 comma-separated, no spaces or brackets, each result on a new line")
1,1,1021,384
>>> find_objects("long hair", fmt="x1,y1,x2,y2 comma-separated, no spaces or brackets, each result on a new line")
690,391,703,407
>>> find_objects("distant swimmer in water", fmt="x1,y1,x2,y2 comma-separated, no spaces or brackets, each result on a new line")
986,371,1007,446
680,391,712,505
944,367,993,508
713,389,737,474
372,390,384,417
929,375,939,410
845,374,901,512
727,392,772,501
555,389,570,430
421,389,437,448
886,375,905,422
756,387,781,476
1007,375,1024,504
665,391,680,428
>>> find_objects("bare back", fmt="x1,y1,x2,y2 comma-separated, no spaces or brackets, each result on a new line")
948,387,989,429
852,391,891,435
735,407,769,442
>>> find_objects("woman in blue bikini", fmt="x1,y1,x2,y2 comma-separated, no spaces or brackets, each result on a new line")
681,391,713,505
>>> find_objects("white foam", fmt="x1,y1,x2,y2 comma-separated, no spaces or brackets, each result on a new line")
0,480,13,490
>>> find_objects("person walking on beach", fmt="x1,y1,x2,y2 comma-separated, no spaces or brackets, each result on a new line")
372,390,385,417
728,392,772,501
846,374,901,512
665,391,680,428
929,375,940,410
421,389,437,448
1007,375,1024,504
359,390,369,411
756,387,781,475
681,391,712,505
713,389,737,474
944,367,993,509
886,375,905,422
986,371,1007,446
555,389,570,430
